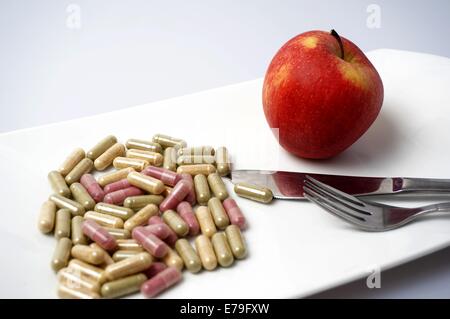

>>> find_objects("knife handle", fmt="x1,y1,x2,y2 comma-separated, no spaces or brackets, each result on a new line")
398,177,450,194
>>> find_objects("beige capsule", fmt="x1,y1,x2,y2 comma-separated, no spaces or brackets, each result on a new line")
234,182,273,204
175,239,202,273
195,206,217,238
163,147,177,171
87,135,118,161
68,259,106,284
65,158,94,185
48,170,71,197
104,227,131,240
38,200,56,234
57,283,100,299
58,148,86,176
126,149,163,167
97,167,135,187
112,250,141,262
194,235,217,271
162,210,189,237
104,252,153,281
123,195,164,211
215,147,231,176
208,197,230,230
113,157,148,171
127,172,165,194
207,173,229,201
71,216,88,245
94,143,126,171
49,194,85,216
57,267,100,293
162,247,184,271
84,211,124,229
55,209,71,239
52,237,72,272
225,225,247,259
126,138,163,154
116,239,143,251
90,243,114,266
194,174,211,205
94,202,134,221
211,232,234,267
101,273,147,299
152,134,187,149
71,244,105,265
177,164,216,176
124,204,159,231
177,155,215,165
178,146,215,156
70,183,95,211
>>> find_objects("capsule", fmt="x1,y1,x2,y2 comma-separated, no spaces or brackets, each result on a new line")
152,134,187,149
126,149,163,167
112,250,141,262
82,219,117,251
175,239,201,273
162,247,184,271
180,173,196,205
84,211,124,229
65,158,94,185
145,262,167,278
141,266,182,298
68,259,106,284
94,143,126,171
52,237,72,272
222,198,247,229
113,156,148,171
57,267,100,294
116,239,143,251
71,216,88,245
162,210,189,237
208,197,230,229
162,186,173,197
103,187,144,206
124,204,159,231
90,243,114,266
70,183,96,210
143,224,172,240
48,171,71,197
211,232,234,267
49,194,85,217
38,200,56,233
194,235,217,271
55,209,71,239
146,218,178,246
176,201,199,236
71,244,105,265
159,179,192,212
163,147,177,171
127,172,164,194
142,166,181,187
58,148,86,176
87,135,117,160
101,273,147,298
225,225,247,259
79,174,105,203
126,138,163,154
215,147,231,176
103,178,131,194
194,174,211,205
234,182,273,203
177,164,216,176
132,227,169,258
177,155,215,165
207,173,229,200
178,146,215,156
195,206,217,238
57,283,100,299
104,228,131,240
97,167,135,187
104,252,153,281
94,202,135,221
123,195,164,211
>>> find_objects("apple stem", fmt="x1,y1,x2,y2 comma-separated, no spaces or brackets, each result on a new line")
330,29,344,60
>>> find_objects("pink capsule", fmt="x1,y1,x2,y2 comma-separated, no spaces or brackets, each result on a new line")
141,266,182,298
142,166,181,187
80,174,105,202
176,201,200,236
223,198,247,229
104,178,132,194
148,216,178,246
145,262,168,278
159,180,191,212
143,224,172,240
132,226,169,258
180,173,196,205
103,186,144,205
82,219,117,250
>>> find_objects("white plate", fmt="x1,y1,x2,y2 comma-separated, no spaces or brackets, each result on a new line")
0,49,450,298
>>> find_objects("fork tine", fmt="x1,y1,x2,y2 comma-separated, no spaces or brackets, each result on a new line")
305,175,366,207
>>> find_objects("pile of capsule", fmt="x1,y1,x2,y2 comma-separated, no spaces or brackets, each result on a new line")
38,134,248,299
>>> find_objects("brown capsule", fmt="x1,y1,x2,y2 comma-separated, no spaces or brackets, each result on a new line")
71,244,106,265
195,206,217,238
233,182,273,203
48,171,71,197
84,211,124,229
58,148,86,176
87,135,118,160
112,250,142,262
207,173,229,200
97,167,135,187
123,195,164,211
194,174,211,205
163,147,177,171
126,149,163,167
70,183,96,211
113,157,148,171
162,247,184,271
55,209,71,239
124,204,159,231
52,237,72,272
177,164,216,176
211,232,234,267
94,202,135,221
94,143,126,171
71,216,88,245
194,235,217,271
208,197,230,230
162,210,189,237
215,147,231,176
125,138,163,154
49,194,85,216
175,239,201,273
38,200,56,234
127,172,165,194
65,158,94,185
104,252,153,281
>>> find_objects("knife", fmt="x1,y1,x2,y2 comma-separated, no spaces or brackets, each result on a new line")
229,170,450,199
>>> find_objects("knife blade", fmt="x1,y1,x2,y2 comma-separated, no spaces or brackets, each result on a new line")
229,170,450,199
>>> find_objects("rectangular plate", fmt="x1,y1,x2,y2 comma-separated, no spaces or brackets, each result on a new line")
0,49,450,298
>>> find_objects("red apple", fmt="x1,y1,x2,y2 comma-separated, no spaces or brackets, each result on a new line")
262,30,384,159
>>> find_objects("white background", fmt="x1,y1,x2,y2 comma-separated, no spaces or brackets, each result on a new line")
1,0,450,298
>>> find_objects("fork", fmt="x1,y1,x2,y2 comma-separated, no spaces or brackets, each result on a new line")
303,175,450,231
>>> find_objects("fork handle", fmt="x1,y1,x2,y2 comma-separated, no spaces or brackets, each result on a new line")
398,178,450,195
